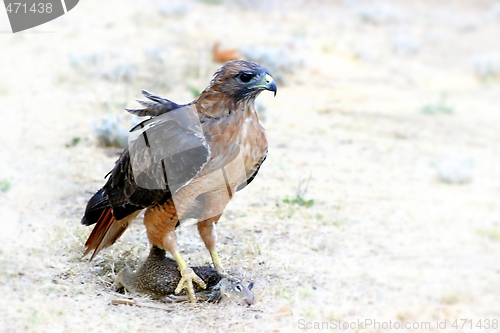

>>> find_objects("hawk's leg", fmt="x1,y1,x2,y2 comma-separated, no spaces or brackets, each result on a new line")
198,215,225,274
170,246,207,301
144,203,206,303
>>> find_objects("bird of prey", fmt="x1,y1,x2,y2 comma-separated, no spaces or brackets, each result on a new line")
81,60,276,302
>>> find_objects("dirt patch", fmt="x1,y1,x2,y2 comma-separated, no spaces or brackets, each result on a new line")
1,0,500,332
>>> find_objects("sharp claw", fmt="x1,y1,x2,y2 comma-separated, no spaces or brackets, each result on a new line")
174,267,207,303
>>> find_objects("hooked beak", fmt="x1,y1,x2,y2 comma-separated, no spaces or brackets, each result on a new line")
251,73,277,96
264,74,277,96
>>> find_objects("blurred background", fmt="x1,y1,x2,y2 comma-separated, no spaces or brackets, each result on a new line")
0,0,499,332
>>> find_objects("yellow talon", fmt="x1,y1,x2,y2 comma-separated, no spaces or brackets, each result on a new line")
172,251,206,303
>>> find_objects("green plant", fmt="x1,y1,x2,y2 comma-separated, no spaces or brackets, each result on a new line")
0,180,11,193
66,137,81,147
283,174,315,208
187,85,201,98
283,195,314,207
421,93,453,114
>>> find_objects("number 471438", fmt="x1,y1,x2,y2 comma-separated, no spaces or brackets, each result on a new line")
451,319,498,330
5,3,53,14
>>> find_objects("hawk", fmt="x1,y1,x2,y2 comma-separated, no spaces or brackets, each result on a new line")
81,60,276,302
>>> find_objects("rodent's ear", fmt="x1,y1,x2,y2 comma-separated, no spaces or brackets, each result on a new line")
248,282,254,291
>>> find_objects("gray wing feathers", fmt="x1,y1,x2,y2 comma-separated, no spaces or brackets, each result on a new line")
125,90,183,117
128,106,210,194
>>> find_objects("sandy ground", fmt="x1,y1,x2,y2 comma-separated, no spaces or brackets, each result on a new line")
1,0,500,332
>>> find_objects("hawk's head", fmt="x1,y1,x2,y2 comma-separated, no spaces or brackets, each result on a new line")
197,60,277,117
212,60,277,99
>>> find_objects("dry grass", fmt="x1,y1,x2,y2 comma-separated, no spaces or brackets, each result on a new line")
1,0,500,332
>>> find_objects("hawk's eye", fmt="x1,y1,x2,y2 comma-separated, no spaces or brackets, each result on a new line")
238,72,254,83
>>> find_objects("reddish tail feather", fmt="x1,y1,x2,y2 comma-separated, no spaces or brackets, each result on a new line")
83,208,134,261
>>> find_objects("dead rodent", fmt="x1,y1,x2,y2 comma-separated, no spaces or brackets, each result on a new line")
115,246,254,305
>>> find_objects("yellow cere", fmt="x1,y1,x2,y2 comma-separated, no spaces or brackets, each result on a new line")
265,74,273,84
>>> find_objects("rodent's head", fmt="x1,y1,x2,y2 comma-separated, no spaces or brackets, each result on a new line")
218,278,255,306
